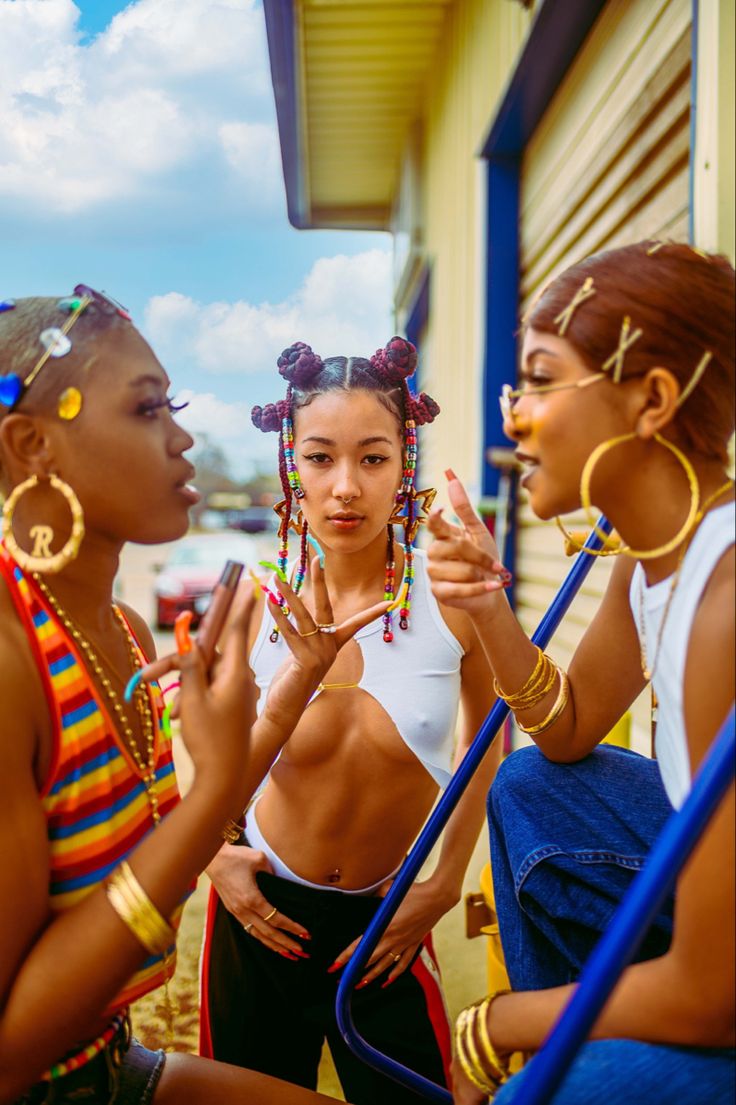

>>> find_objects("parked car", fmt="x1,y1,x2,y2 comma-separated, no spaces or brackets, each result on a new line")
227,505,279,534
153,531,260,629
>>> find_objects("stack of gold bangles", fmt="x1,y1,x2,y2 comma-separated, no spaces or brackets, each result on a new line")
455,993,511,1098
494,647,569,736
106,861,175,956
221,817,244,844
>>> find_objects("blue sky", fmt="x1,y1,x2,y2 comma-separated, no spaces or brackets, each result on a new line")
0,0,392,477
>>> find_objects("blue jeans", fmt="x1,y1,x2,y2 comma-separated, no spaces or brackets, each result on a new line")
488,745,735,1103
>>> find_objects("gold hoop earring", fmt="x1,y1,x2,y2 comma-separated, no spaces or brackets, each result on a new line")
2,474,85,574
580,432,700,560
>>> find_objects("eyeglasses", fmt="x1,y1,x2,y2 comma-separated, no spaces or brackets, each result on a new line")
499,375,605,422
0,285,131,412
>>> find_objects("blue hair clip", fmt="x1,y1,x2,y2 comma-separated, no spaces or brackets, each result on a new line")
0,374,23,408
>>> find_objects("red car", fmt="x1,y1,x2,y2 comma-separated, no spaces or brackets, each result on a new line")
154,532,261,629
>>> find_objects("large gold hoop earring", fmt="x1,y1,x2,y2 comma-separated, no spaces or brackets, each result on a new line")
580,431,700,560
2,474,85,574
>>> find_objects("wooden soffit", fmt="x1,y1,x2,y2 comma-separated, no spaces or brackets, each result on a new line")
264,0,454,229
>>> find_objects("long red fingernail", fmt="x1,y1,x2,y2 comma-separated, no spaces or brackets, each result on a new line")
293,949,311,959
299,932,311,940
174,611,194,655
381,978,396,989
279,950,299,961
356,979,369,989
444,468,458,481
327,960,342,973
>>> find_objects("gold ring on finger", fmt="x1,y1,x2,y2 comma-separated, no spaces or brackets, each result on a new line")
298,627,320,638
262,907,278,922
317,623,336,634
243,922,254,933
392,952,401,962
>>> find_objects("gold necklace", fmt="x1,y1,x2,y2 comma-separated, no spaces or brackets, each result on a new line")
638,480,734,682
33,577,177,1044
33,576,160,825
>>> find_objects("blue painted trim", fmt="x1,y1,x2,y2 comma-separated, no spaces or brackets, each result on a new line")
688,0,698,243
482,159,520,502
479,0,608,158
480,0,607,599
263,0,306,228
404,265,430,352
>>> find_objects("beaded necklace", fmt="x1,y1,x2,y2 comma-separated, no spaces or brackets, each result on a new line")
33,576,159,824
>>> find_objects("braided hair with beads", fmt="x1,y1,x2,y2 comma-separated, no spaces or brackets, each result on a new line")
251,337,440,643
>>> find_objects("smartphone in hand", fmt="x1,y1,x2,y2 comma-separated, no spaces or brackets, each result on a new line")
196,560,244,668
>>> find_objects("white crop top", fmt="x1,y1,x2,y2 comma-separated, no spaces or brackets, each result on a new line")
630,501,735,809
249,548,465,788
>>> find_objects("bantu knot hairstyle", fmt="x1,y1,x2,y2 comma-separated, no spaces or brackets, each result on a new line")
277,341,324,388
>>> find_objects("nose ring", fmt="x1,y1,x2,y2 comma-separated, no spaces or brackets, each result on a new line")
340,496,355,505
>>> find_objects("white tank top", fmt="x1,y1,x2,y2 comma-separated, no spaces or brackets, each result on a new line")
249,548,464,788
630,501,735,809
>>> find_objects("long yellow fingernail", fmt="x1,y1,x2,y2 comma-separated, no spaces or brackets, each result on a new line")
386,581,409,612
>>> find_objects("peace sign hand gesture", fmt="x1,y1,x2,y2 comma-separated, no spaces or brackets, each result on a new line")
426,469,511,617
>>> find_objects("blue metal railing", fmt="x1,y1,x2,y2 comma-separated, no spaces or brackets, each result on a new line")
336,522,735,1103
335,517,614,1103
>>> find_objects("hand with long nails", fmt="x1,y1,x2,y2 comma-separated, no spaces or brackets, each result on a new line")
426,470,511,617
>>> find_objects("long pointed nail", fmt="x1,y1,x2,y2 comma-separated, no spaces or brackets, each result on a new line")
381,978,396,989
299,932,311,940
279,951,299,961
327,960,342,973
356,979,369,989
444,468,458,481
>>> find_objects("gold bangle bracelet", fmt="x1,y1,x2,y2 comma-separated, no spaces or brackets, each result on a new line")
493,647,544,703
221,817,243,844
476,993,512,1084
464,1005,503,1092
455,1012,499,1096
106,861,175,956
498,660,558,710
517,670,570,735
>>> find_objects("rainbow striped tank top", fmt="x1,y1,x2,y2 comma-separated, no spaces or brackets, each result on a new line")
0,545,184,1015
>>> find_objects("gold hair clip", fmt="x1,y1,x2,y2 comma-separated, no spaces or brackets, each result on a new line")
553,277,596,336
676,350,712,407
602,315,643,383
646,241,666,256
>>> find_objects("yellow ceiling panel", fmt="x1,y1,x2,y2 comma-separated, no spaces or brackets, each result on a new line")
265,0,455,227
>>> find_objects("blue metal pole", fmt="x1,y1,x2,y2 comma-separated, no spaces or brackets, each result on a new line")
335,518,614,1102
515,703,735,1105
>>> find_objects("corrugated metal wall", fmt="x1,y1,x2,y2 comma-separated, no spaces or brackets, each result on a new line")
515,0,692,753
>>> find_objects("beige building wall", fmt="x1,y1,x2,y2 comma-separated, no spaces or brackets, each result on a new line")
397,0,530,501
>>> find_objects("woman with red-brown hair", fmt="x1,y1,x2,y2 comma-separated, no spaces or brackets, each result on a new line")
426,241,735,1104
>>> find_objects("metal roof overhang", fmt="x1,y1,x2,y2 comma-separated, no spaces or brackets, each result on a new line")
264,0,453,230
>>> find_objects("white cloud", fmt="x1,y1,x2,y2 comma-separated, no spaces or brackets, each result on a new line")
144,248,394,375
0,0,280,213
175,388,273,475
